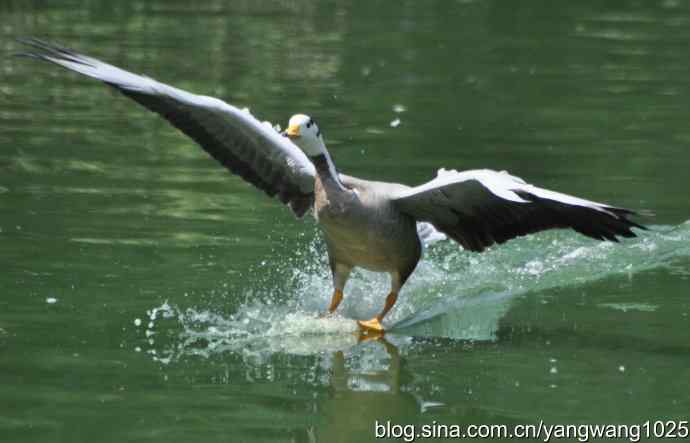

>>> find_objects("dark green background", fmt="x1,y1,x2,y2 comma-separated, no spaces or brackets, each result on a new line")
1,1,689,442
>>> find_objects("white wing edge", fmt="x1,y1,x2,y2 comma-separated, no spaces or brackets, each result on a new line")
395,168,623,217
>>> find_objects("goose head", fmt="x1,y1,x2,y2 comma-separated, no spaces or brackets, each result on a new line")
284,114,326,157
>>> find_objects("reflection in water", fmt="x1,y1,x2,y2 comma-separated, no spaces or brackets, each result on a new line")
310,337,441,443
146,317,441,443
142,295,447,440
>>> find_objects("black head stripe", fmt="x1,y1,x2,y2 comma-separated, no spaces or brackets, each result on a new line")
310,118,320,136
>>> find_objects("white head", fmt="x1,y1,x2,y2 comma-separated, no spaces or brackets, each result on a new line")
284,114,326,157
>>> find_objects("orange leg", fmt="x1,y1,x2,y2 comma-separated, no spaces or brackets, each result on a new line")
358,291,398,333
325,263,351,316
327,289,344,313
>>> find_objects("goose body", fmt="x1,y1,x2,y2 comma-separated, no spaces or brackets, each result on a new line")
20,39,646,333
316,170,420,275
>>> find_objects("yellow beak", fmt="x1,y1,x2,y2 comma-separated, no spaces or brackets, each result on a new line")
286,124,300,138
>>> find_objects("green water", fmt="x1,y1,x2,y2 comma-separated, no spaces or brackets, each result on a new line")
2,1,690,442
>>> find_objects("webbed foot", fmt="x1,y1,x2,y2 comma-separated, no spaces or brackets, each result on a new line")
357,318,385,334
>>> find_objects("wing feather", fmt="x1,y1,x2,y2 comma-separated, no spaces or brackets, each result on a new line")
393,168,645,252
18,38,316,217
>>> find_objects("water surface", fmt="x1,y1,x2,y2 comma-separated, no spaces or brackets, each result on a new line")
1,1,689,442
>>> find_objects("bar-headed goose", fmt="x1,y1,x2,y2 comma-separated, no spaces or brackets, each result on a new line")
20,40,645,333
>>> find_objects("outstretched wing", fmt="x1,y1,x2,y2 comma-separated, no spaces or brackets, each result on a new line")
18,38,316,217
392,168,645,252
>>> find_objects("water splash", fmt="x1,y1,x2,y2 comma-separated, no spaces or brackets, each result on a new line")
142,221,690,364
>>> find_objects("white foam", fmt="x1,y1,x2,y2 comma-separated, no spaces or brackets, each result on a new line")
598,303,658,313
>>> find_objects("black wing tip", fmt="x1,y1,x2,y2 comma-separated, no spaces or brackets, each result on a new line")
628,219,648,231
518,190,651,241
15,37,94,67
12,52,40,59
17,37,68,53
615,211,648,232
596,213,647,240
605,205,654,230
